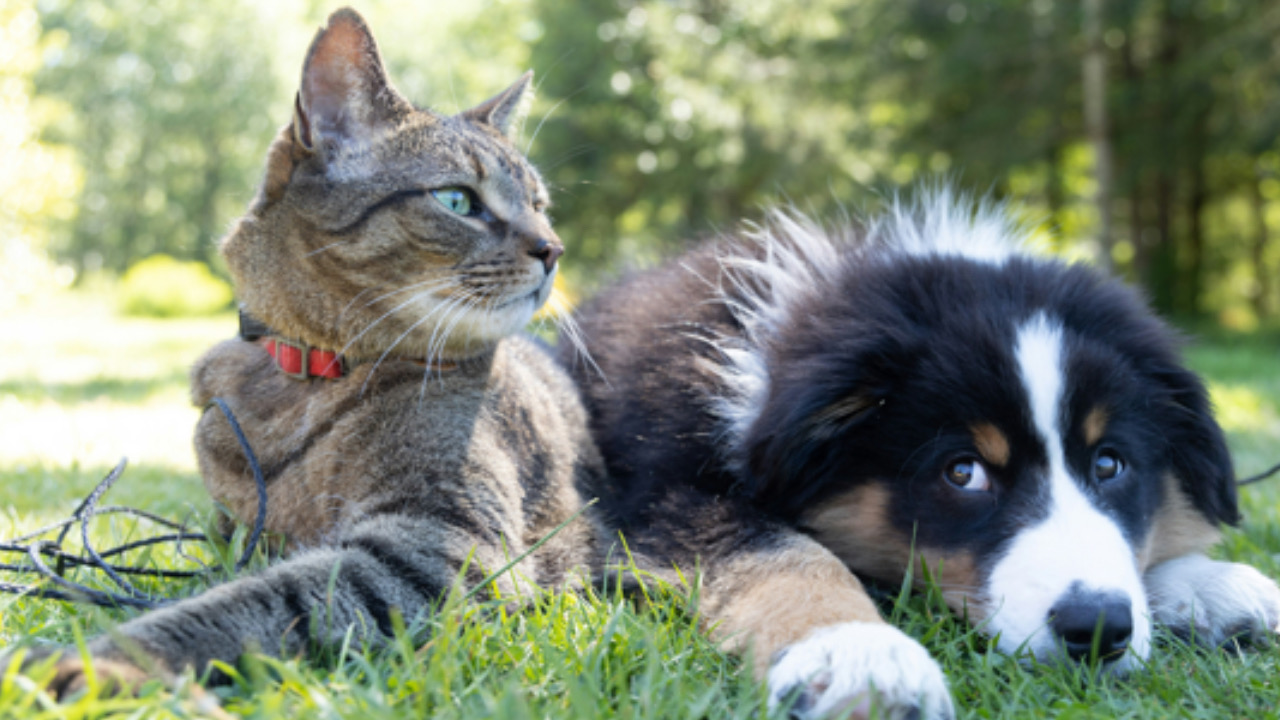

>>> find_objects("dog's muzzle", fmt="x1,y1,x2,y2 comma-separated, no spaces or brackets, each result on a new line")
1048,585,1134,663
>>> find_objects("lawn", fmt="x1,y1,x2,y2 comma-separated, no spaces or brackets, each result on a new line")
0,294,1278,719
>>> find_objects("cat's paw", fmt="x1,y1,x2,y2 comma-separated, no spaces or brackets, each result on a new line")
2,647,228,716
45,655,156,699
1145,554,1280,647
2,647,153,699
767,622,954,720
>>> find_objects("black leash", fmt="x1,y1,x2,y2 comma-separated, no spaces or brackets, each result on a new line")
0,398,267,610
1238,460,1280,487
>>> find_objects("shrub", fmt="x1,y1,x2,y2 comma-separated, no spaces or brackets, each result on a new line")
118,255,233,318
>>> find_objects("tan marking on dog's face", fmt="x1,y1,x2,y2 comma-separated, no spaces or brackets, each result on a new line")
802,483,906,580
704,537,883,678
801,483,983,618
915,547,985,619
970,422,1011,467
1139,474,1221,571
1083,406,1109,447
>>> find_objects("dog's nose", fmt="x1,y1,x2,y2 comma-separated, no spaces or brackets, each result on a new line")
1049,589,1133,662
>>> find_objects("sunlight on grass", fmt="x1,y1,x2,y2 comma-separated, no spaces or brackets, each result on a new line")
0,294,232,522
0,399,204,470
1208,382,1280,436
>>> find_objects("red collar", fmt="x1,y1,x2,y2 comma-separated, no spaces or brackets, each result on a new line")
241,308,456,381
260,337,346,379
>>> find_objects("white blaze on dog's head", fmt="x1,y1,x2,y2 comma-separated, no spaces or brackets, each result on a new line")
982,313,1151,671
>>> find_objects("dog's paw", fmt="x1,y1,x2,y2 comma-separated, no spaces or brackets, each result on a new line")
767,622,954,720
1145,554,1280,647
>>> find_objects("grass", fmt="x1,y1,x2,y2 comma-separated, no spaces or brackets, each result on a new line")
1,294,1279,719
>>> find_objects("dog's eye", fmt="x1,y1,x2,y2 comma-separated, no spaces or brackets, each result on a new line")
1093,450,1126,482
945,458,991,492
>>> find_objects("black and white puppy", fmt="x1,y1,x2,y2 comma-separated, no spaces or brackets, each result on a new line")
565,189,1280,719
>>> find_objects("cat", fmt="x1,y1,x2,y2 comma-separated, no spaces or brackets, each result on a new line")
8,7,605,696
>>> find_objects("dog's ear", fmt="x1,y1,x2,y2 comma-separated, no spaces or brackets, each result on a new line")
1156,364,1239,526
739,330,898,518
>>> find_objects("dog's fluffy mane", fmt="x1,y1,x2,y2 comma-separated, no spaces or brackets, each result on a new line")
703,187,1036,470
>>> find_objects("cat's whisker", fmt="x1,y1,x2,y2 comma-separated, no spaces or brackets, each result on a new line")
356,275,457,313
337,287,377,322
360,287,475,398
539,144,593,173
340,280,459,359
340,275,460,332
524,95,571,155
428,289,486,369
531,48,574,97
463,292,505,365
416,291,487,402
532,312,550,338
421,293,491,400
451,292,505,384
423,290,476,363
544,292,608,385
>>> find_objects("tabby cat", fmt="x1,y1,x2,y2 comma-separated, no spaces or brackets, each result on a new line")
11,7,604,694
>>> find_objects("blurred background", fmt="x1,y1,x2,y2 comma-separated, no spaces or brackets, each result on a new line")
2,0,1278,325
0,1,1277,528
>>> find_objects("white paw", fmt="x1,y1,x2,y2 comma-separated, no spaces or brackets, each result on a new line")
767,622,954,720
1145,554,1280,647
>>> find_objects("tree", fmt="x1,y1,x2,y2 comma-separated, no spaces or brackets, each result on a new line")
529,0,895,277
35,0,281,274
0,0,80,308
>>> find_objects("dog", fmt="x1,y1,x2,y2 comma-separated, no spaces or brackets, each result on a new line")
563,188,1280,719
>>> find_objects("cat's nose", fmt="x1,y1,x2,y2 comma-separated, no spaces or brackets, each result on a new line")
528,238,563,273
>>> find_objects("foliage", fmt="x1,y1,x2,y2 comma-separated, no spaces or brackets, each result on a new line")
33,0,282,274
0,0,80,311
117,254,233,317
529,0,899,272
527,0,1280,320
11,0,1280,320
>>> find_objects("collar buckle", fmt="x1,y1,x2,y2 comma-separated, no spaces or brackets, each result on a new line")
273,337,310,380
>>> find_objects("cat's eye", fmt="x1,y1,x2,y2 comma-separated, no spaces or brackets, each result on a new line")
431,187,477,217
944,457,991,493
1093,450,1126,482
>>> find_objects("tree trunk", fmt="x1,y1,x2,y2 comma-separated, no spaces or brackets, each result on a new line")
1148,0,1183,315
1118,7,1147,284
1250,165,1272,318
1185,110,1209,317
1032,2,1062,232
1151,171,1178,314
1083,0,1114,270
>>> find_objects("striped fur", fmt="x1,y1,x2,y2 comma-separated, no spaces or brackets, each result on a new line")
13,8,604,695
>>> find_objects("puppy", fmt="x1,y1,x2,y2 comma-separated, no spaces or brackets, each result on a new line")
564,189,1280,719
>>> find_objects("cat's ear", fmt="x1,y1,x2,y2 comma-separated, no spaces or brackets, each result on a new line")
463,70,534,139
295,8,408,153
